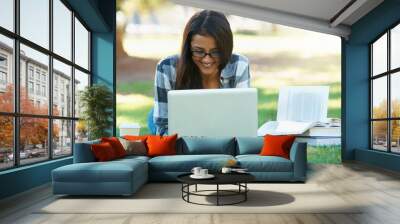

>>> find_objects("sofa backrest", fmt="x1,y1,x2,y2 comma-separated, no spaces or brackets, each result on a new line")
177,136,236,155
235,137,264,155
73,139,100,163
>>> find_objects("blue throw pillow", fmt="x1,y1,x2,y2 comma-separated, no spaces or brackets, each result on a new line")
236,137,264,155
177,136,235,155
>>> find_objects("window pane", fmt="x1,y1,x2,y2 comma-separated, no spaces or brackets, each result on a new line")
20,117,49,165
372,121,388,151
0,0,14,31
20,0,49,49
0,35,14,113
75,120,88,143
372,34,387,76
53,59,72,117
391,24,400,70
75,18,89,70
20,44,49,115
391,72,400,118
391,120,400,153
53,0,72,60
372,77,387,119
0,116,13,170
74,69,89,118
53,119,72,158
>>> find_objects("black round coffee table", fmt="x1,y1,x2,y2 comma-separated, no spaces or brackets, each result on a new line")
177,173,255,206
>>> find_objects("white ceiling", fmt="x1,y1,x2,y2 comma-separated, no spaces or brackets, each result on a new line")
225,0,352,22
171,0,384,38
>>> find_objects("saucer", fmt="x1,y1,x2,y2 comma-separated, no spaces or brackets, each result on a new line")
190,174,215,179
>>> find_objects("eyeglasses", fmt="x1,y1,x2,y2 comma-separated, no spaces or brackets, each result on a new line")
191,50,221,58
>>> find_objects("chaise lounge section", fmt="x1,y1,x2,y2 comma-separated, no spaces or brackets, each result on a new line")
52,136,307,196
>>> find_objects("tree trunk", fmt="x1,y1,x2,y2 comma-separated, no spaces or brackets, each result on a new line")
117,25,127,58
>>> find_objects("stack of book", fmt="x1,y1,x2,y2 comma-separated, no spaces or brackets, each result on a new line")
301,119,341,137
296,118,341,145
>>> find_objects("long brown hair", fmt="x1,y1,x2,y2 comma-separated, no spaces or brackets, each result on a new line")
176,10,233,89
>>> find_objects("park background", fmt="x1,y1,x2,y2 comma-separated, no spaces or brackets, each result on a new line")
116,0,342,164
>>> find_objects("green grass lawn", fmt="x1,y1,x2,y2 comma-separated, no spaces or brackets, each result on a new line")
116,81,154,136
308,145,341,164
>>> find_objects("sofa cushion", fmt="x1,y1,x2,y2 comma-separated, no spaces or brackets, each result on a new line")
236,137,264,155
236,155,293,172
119,138,147,156
260,135,296,159
52,158,147,183
147,134,178,157
148,154,235,172
73,139,100,163
123,135,148,142
115,155,150,164
91,142,118,161
177,137,236,155
101,137,127,158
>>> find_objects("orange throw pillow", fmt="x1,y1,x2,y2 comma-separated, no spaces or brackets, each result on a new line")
146,134,178,157
260,135,296,159
101,137,127,158
91,142,117,161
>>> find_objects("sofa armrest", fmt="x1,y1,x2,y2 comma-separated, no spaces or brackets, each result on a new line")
289,142,307,181
73,140,100,163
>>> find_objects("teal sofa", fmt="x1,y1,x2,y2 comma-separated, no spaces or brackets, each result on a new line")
52,137,307,196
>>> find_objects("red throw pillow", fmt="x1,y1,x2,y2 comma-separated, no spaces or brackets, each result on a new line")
260,135,296,159
101,137,127,158
91,142,117,161
146,134,178,157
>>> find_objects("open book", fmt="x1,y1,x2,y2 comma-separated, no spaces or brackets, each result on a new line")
257,120,315,135
258,86,330,136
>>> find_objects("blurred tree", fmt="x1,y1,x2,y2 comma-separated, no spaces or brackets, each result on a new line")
373,100,387,138
134,0,167,13
391,100,400,142
0,85,15,148
117,0,128,57
116,0,167,57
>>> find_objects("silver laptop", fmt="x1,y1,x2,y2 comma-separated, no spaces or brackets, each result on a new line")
168,88,258,137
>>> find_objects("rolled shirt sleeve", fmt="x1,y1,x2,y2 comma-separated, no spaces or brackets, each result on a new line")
153,56,177,135
235,60,250,88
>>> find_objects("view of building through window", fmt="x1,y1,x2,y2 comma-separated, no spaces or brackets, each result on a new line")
0,0,91,170
371,23,400,153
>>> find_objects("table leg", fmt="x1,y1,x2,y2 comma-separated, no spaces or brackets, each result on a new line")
187,184,190,202
181,184,183,199
245,183,247,201
217,184,219,206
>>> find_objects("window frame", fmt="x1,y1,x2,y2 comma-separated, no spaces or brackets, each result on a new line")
370,21,400,154
0,0,92,171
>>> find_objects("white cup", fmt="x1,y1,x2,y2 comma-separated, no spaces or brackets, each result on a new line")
200,169,208,176
191,167,202,176
221,167,232,174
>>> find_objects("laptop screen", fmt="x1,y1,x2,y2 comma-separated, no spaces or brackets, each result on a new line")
168,88,258,137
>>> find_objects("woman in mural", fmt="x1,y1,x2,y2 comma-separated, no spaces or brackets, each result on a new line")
151,10,250,135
